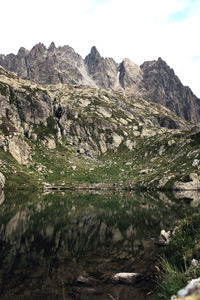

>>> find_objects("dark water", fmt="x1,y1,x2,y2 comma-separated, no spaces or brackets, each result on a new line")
0,190,197,300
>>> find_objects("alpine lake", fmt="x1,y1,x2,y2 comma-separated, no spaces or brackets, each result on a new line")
0,189,197,300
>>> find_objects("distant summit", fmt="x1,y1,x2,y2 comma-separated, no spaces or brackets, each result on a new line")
0,43,200,123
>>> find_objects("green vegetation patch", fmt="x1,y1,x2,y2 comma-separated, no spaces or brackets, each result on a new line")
0,147,41,195
152,211,200,299
0,82,7,96
0,116,16,136
33,116,58,139
152,258,200,300
164,213,200,265
9,86,15,104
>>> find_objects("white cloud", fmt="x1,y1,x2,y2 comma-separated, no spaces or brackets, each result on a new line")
0,0,199,96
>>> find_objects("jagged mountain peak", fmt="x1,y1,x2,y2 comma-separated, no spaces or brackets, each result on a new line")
140,57,169,70
90,46,101,56
122,57,137,65
120,58,141,77
157,56,166,63
119,58,142,91
29,42,47,58
48,41,56,52
17,47,29,56
85,46,118,89
0,42,199,123
85,46,102,65
31,42,46,52
59,44,77,54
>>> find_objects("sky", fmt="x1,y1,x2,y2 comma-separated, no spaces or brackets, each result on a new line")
0,0,200,96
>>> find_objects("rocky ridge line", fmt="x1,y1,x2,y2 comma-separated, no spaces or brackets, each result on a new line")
0,43,200,123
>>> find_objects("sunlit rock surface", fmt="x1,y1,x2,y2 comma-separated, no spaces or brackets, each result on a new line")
172,277,200,299
0,171,5,190
1,43,200,123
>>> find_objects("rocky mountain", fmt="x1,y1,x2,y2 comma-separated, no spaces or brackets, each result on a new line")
0,42,95,86
1,64,200,195
85,46,119,89
140,58,200,123
0,65,188,161
0,43,200,123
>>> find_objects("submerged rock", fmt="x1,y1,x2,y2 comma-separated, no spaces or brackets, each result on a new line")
0,172,5,190
76,275,98,285
174,173,200,191
0,190,5,205
174,190,200,207
111,272,141,284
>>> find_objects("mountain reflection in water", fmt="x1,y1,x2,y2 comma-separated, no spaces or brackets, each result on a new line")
0,191,196,300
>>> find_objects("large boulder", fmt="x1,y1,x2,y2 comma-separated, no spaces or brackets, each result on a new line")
7,137,31,166
172,277,200,299
42,136,56,149
112,133,123,148
111,272,141,284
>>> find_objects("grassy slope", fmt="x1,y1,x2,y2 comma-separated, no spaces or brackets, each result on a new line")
1,129,200,191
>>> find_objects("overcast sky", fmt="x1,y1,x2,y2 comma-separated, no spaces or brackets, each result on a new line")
0,0,200,96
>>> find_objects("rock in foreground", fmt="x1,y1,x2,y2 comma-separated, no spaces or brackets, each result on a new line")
111,272,141,284
172,277,200,299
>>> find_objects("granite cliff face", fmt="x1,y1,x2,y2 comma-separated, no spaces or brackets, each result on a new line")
0,42,200,124
139,58,200,123
85,46,119,89
119,58,142,93
0,42,95,86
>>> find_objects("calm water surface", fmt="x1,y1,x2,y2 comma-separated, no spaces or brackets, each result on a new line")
0,190,197,300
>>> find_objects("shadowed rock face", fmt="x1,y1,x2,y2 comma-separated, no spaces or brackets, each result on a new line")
0,43,200,123
140,58,200,123
85,46,118,89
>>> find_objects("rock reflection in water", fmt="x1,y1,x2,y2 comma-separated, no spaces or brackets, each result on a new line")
0,190,5,206
174,190,200,207
0,191,196,299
